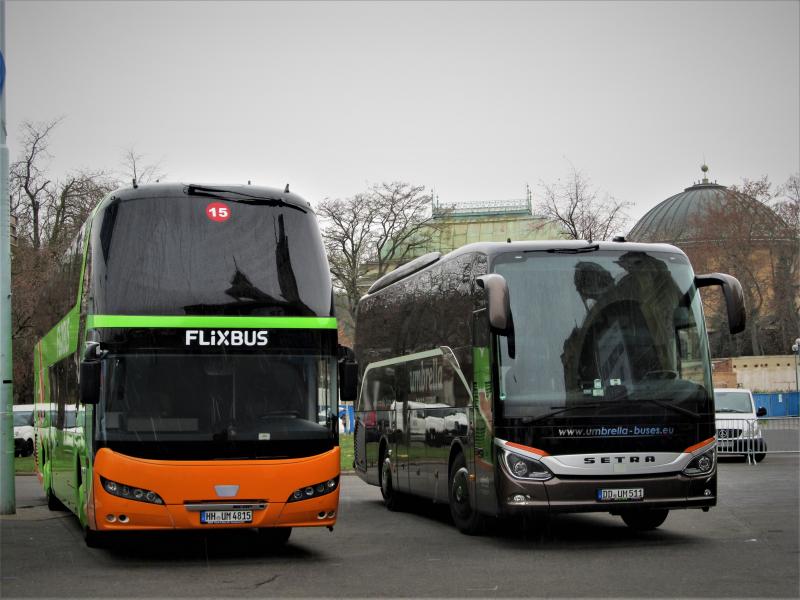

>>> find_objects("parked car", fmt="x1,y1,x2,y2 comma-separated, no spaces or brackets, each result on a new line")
714,388,767,462
13,404,34,457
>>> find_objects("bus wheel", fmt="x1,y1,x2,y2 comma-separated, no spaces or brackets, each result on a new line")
84,527,107,549
620,509,669,531
46,485,66,511
25,440,34,457
258,527,292,546
380,455,403,511
448,453,484,535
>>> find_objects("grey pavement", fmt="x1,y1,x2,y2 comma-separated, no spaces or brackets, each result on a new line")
1,455,798,598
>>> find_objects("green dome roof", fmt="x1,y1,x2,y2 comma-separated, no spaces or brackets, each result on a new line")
628,176,786,244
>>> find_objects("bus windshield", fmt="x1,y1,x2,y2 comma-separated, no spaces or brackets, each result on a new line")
98,353,337,458
494,250,712,420
92,195,332,317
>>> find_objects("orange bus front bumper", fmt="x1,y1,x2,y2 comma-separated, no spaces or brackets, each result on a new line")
90,447,340,531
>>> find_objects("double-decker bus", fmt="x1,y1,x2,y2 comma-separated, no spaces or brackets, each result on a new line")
351,241,744,534
33,183,341,546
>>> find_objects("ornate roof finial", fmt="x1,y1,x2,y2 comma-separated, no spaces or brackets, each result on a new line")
701,163,709,184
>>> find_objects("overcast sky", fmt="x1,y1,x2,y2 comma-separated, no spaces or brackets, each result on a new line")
6,1,800,228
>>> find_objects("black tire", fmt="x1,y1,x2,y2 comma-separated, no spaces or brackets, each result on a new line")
754,452,766,463
46,485,66,511
258,527,292,546
25,439,34,457
380,454,404,511
620,509,669,531
84,527,107,549
448,453,485,535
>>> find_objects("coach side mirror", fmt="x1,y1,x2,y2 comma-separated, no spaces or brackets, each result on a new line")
476,274,513,335
80,360,101,405
695,273,746,335
338,345,358,402
756,406,767,417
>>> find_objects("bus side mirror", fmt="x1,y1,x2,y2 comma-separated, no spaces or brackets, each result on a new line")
695,273,746,335
476,274,513,335
80,360,101,405
756,406,767,417
338,345,358,402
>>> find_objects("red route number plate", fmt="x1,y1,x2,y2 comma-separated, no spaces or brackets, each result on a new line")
206,202,230,222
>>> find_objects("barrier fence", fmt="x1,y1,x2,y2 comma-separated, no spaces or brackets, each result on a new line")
716,417,800,464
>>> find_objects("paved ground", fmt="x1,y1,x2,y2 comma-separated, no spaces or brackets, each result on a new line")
1,455,798,598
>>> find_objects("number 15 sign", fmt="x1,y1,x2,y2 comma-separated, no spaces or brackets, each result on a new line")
206,202,231,222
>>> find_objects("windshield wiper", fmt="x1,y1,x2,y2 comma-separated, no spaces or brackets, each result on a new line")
528,402,607,423
186,185,307,213
545,244,600,254
716,408,747,413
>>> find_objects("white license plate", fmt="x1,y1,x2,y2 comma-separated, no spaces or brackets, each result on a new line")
596,488,644,502
200,510,253,524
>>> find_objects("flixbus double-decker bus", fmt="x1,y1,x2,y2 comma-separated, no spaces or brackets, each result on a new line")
351,240,745,534
33,183,342,546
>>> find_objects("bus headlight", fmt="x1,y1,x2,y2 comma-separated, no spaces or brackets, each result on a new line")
502,450,553,481
682,448,715,477
287,477,339,503
100,476,164,504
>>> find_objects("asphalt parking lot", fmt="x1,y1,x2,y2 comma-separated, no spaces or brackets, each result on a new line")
1,454,798,598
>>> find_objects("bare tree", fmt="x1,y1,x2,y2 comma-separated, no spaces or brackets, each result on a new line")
10,118,63,248
121,147,165,185
690,176,797,357
317,193,377,324
774,172,800,236
318,181,438,330
370,181,437,277
538,167,631,241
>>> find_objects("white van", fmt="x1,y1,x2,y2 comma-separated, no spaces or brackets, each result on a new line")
13,404,35,457
714,388,767,462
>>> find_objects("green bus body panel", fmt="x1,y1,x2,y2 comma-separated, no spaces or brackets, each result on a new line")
86,315,338,330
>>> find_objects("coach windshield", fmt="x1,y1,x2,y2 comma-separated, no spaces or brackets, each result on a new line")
91,194,332,317
97,352,338,460
493,249,713,421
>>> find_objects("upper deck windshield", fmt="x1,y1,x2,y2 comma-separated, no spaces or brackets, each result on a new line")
494,249,712,421
91,193,332,317
98,353,337,460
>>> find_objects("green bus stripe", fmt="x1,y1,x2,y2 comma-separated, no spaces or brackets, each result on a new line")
86,315,338,329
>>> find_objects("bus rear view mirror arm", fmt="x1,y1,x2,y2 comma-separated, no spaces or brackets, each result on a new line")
695,273,746,335
338,345,359,402
476,274,513,335
80,360,101,405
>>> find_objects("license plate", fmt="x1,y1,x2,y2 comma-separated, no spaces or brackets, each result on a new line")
200,510,253,524
596,488,644,502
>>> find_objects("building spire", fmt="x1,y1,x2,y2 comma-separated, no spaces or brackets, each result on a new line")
700,163,709,184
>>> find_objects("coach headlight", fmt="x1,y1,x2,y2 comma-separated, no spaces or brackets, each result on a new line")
100,476,164,504
287,477,339,502
502,450,553,481
683,448,715,477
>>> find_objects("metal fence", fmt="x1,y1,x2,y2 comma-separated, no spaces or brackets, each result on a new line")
716,417,800,464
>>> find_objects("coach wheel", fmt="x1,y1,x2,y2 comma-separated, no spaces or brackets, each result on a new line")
448,453,484,535
620,509,669,531
380,455,403,511
258,527,292,547
84,526,107,549
25,439,34,457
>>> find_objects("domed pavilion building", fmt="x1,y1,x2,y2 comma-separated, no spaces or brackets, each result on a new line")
628,165,798,358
